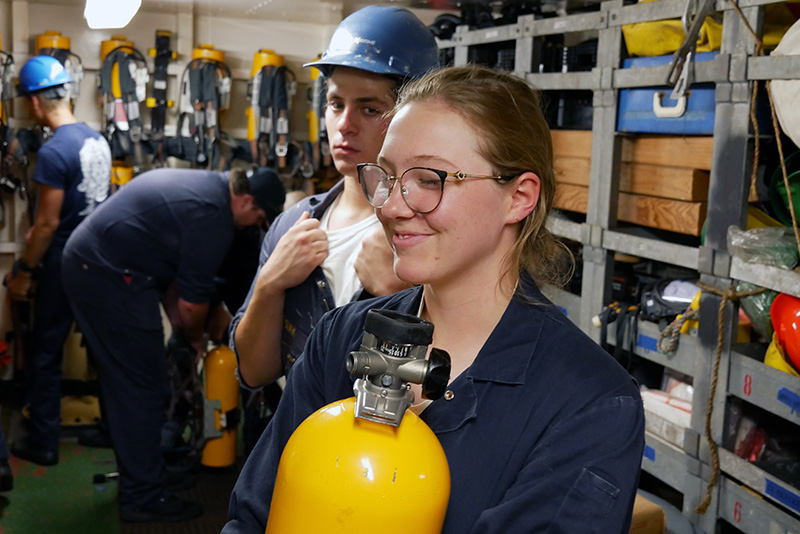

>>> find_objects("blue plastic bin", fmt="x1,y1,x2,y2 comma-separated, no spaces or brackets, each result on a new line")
617,52,718,135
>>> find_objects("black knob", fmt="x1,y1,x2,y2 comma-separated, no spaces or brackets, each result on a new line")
422,348,451,401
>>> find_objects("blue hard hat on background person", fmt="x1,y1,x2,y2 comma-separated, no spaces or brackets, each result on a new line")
304,5,440,79
17,55,71,97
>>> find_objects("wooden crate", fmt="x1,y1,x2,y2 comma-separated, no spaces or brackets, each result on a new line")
621,135,714,171
553,183,707,236
554,157,709,201
551,130,714,170
550,131,711,236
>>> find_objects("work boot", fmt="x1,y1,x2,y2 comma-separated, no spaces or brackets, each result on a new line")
167,470,197,491
78,427,113,448
10,438,58,466
119,494,203,522
0,459,12,491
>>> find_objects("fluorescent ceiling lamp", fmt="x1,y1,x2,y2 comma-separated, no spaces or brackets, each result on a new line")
84,0,142,29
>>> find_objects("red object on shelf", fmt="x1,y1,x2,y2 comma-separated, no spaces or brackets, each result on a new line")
770,292,800,372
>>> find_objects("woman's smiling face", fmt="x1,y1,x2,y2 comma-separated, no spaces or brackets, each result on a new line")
375,99,522,289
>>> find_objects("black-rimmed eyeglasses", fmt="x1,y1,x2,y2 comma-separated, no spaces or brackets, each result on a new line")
357,163,514,214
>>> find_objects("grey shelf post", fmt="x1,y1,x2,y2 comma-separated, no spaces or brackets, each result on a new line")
579,0,623,337
693,4,768,528
452,25,469,67
703,4,765,278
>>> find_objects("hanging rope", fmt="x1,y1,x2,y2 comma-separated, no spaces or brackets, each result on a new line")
693,281,767,514
658,305,700,354
728,0,800,259
691,5,791,509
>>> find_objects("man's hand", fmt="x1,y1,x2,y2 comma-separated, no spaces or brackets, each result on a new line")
4,271,32,301
256,211,328,292
354,227,413,296
234,211,328,388
206,303,233,345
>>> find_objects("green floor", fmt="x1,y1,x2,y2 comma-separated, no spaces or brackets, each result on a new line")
0,437,239,534
1,441,120,533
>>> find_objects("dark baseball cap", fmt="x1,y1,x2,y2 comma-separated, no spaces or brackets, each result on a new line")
247,167,286,223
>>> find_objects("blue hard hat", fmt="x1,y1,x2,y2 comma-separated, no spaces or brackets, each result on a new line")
304,6,439,79
17,55,72,96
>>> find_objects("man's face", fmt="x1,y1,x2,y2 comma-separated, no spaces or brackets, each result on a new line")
324,67,397,179
233,197,267,229
25,95,45,124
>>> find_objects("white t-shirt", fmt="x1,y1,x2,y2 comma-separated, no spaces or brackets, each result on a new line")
319,198,381,306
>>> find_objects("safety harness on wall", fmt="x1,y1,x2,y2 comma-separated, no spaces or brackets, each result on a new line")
307,65,331,174
177,45,231,169
146,30,176,167
98,37,149,175
247,49,293,168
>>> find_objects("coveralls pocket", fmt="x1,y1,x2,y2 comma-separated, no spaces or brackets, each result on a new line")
545,467,619,533
117,268,157,293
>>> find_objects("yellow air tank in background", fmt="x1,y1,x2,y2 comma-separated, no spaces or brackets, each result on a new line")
201,345,240,468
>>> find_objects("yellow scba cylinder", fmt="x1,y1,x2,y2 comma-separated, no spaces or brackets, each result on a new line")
201,345,240,467
265,397,450,533
193,44,225,63
36,30,70,53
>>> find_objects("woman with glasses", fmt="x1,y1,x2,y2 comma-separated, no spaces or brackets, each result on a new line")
224,64,645,533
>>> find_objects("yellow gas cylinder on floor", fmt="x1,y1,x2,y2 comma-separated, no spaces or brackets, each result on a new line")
201,344,239,468
265,309,452,533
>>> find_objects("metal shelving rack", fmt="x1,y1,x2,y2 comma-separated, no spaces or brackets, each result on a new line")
439,1,800,532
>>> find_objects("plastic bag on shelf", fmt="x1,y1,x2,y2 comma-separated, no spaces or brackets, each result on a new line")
737,281,777,341
660,370,693,402
727,226,799,269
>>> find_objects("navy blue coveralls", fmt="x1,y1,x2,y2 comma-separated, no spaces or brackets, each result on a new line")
26,124,110,454
62,169,235,512
230,179,351,383
223,278,645,534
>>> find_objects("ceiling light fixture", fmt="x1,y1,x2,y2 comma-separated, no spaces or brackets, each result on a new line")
84,0,142,29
